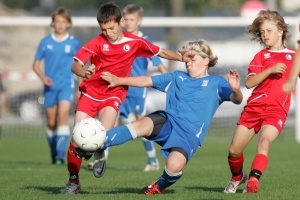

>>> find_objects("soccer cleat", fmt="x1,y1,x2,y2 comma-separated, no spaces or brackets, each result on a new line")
72,148,93,160
143,159,160,172
139,182,165,195
55,159,64,165
243,177,259,193
93,149,106,178
61,182,81,194
223,172,248,193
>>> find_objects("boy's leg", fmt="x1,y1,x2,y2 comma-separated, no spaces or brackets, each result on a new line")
142,138,159,172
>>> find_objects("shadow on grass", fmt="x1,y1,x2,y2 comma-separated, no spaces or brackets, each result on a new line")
186,186,224,193
23,186,175,195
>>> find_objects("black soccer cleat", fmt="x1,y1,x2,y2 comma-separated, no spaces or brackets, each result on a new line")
72,148,94,160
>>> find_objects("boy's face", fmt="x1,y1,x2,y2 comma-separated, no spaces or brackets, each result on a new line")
100,19,124,42
123,13,141,33
52,15,70,34
182,51,209,78
259,20,283,48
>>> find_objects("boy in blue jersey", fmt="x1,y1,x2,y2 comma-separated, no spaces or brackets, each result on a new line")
86,4,167,172
95,39,243,194
32,8,81,165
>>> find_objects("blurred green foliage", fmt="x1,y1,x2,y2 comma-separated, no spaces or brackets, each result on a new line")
0,0,255,16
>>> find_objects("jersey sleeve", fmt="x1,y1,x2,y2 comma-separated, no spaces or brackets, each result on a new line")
151,73,173,92
248,50,264,76
217,76,232,102
73,36,99,65
143,35,163,66
150,56,163,66
137,38,161,58
34,39,45,61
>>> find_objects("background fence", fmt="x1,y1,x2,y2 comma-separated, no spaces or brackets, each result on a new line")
0,16,298,140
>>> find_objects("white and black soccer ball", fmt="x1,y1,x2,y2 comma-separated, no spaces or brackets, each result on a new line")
72,118,106,152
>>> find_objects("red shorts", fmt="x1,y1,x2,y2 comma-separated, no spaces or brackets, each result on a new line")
237,101,287,133
76,94,121,117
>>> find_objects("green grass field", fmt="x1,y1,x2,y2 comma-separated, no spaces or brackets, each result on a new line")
0,126,299,200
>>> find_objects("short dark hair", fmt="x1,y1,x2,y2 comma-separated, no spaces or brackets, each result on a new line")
97,2,122,24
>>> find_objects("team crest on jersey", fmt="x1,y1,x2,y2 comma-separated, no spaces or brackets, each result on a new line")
201,80,209,86
264,53,271,59
123,44,130,52
65,45,71,53
286,54,292,60
103,44,109,51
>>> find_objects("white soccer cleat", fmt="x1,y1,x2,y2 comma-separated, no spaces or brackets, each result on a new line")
143,159,160,172
93,149,106,178
61,182,81,194
223,172,248,193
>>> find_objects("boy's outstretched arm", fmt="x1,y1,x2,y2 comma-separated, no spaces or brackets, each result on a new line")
101,72,153,88
228,70,243,105
159,48,184,62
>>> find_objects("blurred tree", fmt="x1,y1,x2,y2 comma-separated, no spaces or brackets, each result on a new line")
0,0,260,16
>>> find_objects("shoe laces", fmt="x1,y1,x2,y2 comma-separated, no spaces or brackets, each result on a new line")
144,182,164,194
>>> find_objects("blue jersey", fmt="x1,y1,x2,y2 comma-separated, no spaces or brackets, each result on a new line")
151,71,233,146
34,33,81,91
127,32,163,98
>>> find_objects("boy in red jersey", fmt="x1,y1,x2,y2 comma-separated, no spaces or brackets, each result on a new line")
223,10,295,194
282,34,300,94
62,2,185,194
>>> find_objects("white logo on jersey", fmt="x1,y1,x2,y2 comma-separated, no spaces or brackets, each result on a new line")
201,80,209,87
179,76,186,82
103,44,109,51
114,101,119,108
286,54,292,60
195,123,204,138
123,44,130,52
46,45,53,50
278,119,283,127
65,45,71,53
264,53,270,59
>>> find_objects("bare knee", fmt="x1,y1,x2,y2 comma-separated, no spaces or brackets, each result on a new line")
228,145,243,158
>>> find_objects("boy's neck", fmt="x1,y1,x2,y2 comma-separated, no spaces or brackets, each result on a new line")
53,32,68,40
131,30,139,36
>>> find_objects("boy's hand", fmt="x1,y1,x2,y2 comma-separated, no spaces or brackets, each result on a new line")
101,72,118,87
227,70,241,91
282,81,295,95
178,50,194,62
85,64,96,79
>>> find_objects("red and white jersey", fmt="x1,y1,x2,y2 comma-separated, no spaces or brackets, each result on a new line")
247,48,296,114
74,31,161,101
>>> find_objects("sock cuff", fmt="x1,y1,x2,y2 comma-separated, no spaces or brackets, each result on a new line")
46,128,54,137
164,166,182,177
228,153,244,160
57,125,70,135
126,124,137,139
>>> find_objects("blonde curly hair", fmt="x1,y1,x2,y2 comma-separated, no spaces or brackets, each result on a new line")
181,39,218,68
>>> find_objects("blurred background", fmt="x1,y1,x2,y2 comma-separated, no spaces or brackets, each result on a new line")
0,0,299,140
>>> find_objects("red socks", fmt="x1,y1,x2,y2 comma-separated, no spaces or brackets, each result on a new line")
228,154,244,181
251,154,268,174
67,142,82,184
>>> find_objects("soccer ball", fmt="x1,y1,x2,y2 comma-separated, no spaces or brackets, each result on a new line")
72,118,106,152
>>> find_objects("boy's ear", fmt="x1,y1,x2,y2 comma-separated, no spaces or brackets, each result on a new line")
138,17,142,26
119,17,125,27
